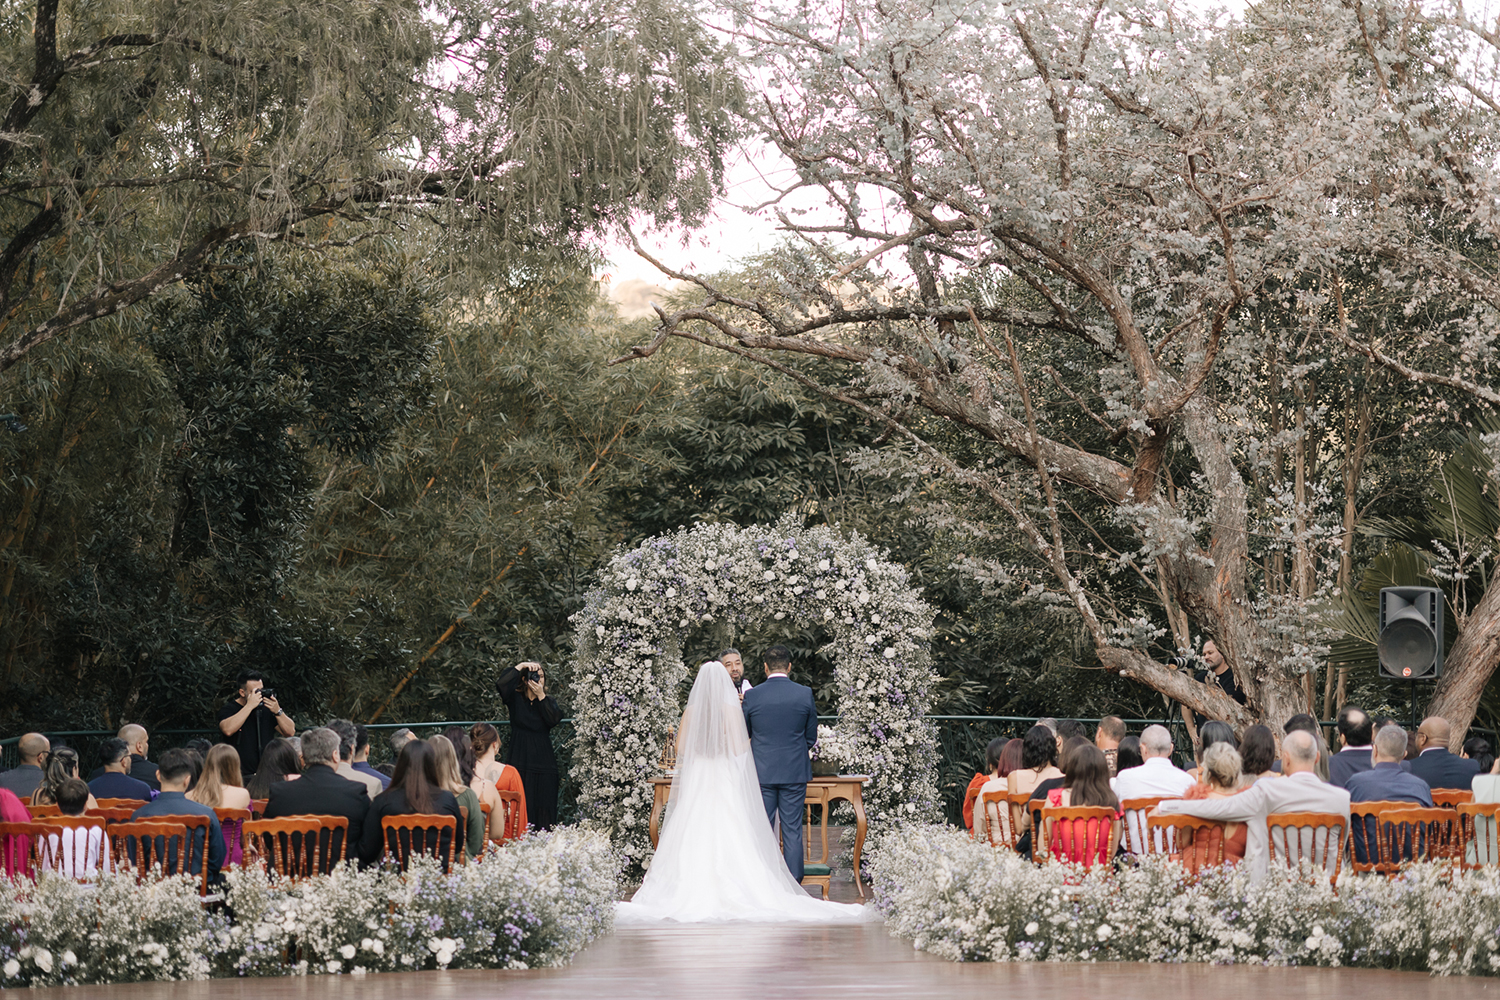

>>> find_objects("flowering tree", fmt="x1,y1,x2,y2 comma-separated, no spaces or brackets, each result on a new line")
617,0,1500,736
568,518,940,867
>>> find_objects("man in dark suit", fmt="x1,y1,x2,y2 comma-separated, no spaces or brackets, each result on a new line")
261,727,367,869
741,644,819,883
1346,724,1434,863
1329,704,1374,788
88,738,155,801
1408,716,1481,791
129,749,224,881
87,724,160,790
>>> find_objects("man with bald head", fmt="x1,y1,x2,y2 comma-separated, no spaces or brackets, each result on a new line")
0,733,49,799
87,724,160,790
1158,729,1351,882
1408,715,1481,791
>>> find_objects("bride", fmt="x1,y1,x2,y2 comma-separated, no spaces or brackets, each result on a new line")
616,660,876,924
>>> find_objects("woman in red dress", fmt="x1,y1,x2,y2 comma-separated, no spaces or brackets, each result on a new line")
1045,744,1120,864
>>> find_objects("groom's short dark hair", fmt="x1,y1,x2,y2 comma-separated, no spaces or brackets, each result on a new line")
763,645,792,672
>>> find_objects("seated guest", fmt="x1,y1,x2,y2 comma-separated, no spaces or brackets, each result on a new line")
964,737,1007,834
0,786,32,878
1237,725,1279,788
179,747,206,791
245,738,301,801
1056,719,1087,743
1283,713,1332,781
87,724,159,790
31,747,99,811
262,727,367,870
428,735,486,861
89,738,154,801
1113,736,1143,773
1095,717,1126,776
375,763,396,778
0,733,50,799
1114,724,1195,855
1158,731,1350,883
1041,743,1121,864
1463,736,1495,774
389,728,416,758
470,723,528,836
41,778,108,879
1016,737,1088,856
1408,716,1482,790
284,736,302,763
351,724,390,789
1346,724,1434,864
1178,743,1247,866
326,719,382,800
1007,726,1063,798
971,738,1023,845
1329,704,1374,788
188,745,253,811
359,740,465,868
129,748,225,881
1187,721,1236,783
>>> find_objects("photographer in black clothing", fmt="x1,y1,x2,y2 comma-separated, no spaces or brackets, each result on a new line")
1169,640,1246,707
217,670,295,779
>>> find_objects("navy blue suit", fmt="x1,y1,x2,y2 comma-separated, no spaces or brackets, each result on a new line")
742,674,818,882
1328,746,1373,788
1346,761,1434,863
1407,748,1481,791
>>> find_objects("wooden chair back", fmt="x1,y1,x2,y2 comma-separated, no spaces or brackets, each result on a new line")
86,806,137,823
250,798,269,817
244,817,327,878
28,803,60,817
108,818,210,894
977,789,1015,847
1349,801,1405,875
33,816,111,879
1007,791,1034,852
381,814,458,872
1459,801,1500,870
1120,797,1168,855
1432,789,1474,809
495,789,524,842
1146,814,1229,874
214,808,252,866
1266,811,1347,885
1372,806,1461,870
1039,805,1120,869
95,798,148,810
0,821,48,879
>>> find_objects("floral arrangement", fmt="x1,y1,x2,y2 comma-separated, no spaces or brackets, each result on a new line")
0,827,617,987
812,724,859,771
867,825,1500,975
569,516,942,868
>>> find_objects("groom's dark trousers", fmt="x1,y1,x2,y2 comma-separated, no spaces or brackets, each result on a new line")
743,674,820,883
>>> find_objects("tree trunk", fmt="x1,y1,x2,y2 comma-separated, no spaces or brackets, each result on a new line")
1426,561,1500,749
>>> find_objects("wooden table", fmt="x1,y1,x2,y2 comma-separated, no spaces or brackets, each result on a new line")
648,774,871,897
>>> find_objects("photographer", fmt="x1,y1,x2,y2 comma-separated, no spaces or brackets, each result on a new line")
1168,640,1246,707
216,670,295,780
494,661,562,829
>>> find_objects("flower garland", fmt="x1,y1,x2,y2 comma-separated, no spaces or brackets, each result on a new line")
568,516,942,867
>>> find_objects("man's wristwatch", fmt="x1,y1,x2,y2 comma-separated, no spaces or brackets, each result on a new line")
274,709,285,717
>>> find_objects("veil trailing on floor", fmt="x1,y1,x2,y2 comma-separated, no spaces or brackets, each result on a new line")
617,661,875,925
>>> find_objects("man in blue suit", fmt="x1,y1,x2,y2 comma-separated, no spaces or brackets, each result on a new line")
1408,716,1482,790
742,644,818,883
129,748,224,881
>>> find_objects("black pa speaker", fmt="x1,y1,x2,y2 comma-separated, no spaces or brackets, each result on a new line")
1378,586,1444,679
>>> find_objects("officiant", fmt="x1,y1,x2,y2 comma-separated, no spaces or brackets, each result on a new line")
495,661,563,829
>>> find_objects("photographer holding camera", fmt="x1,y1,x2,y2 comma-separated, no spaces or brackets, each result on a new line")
217,670,296,780
1169,640,1247,707
495,661,563,829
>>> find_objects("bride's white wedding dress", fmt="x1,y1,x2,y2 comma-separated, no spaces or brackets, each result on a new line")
615,661,877,924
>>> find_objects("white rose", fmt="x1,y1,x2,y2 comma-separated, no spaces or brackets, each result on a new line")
665,587,676,597
764,570,777,581
361,939,374,951
883,647,897,659
61,952,76,967
1096,924,1113,941
865,558,878,570
626,578,639,591
373,941,384,955
705,560,717,571
823,609,834,620
871,613,882,624
818,559,831,571
340,944,357,960
33,950,52,974
1025,922,1040,936
3,960,18,978
327,960,342,973
788,549,799,560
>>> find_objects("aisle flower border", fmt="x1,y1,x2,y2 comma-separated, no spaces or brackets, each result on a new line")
568,517,942,867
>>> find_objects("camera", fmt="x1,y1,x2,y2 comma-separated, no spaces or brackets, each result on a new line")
1166,656,1198,670
261,688,276,700
523,668,540,683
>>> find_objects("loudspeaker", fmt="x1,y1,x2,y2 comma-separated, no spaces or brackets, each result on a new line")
1378,586,1444,679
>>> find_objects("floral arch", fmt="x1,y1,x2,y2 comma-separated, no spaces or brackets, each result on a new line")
568,517,942,866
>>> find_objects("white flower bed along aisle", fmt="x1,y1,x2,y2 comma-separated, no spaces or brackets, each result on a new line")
867,826,1500,976
0,828,617,987
569,517,942,867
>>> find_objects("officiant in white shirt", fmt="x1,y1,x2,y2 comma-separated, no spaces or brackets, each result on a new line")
720,648,753,700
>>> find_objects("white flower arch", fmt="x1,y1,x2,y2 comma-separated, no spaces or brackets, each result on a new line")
567,517,942,867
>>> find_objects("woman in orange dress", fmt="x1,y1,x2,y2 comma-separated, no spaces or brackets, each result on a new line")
471,722,528,836
965,738,1008,834
1178,742,1247,865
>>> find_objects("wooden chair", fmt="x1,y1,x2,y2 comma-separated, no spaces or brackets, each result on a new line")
33,816,111,879
494,789,524,842
1039,805,1120,869
1349,801,1405,875
95,798,148,810
381,814,458,873
0,821,48,879
250,798,269,818
319,816,350,867
801,785,833,899
1373,806,1461,870
1459,801,1500,870
87,806,138,824
108,819,210,894
976,788,1016,848
28,803,60,817
1007,791,1035,853
1120,797,1167,856
1432,789,1474,809
244,817,327,878
214,807,252,866
1266,811,1347,885
1146,814,1231,875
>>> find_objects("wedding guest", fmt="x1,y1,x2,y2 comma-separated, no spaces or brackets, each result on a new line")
1283,713,1332,781
0,787,33,878
1329,704,1374,787
0,733,49,799
327,719,382,799
245,738,301,800
1114,736,1143,773
187,745,253,811
179,746,205,791
217,670,295,779
88,738,154,801
1095,717,1125,776
86,724,159,789
1237,725,1279,787
720,648,753,699
284,736,302,763
1346,724,1433,864
1007,726,1063,799
1041,744,1121,864
1408,716,1482,790
1187,720,1236,783
389,728,416,757
41,778,108,879
494,661,563,829
1016,737,1087,855
360,740,465,868
1463,736,1495,774
964,737,1008,833
1115,725,1194,855
1176,742,1247,866
129,749,225,881
262,728,366,870
442,727,478,784
31,747,99,811
351,724,390,789
1056,719,1086,743
469,723,526,838
428,735,486,861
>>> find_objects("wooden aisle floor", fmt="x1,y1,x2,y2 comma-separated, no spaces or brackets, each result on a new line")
33,895,1500,1000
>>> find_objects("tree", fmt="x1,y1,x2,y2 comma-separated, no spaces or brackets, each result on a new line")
615,0,1500,734
0,0,740,371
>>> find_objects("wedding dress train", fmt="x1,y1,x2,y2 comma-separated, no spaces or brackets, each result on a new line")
615,662,877,925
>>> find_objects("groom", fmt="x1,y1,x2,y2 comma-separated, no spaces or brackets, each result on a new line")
741,643,819,882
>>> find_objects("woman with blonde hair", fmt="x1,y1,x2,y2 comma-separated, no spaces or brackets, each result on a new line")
428,735,486,861
470,723,528,836
188,745,253,810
